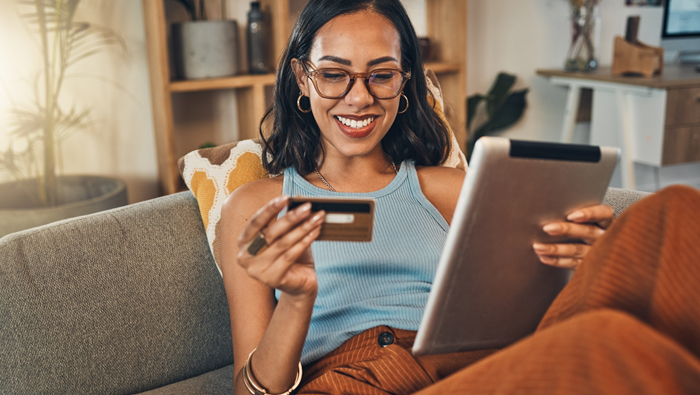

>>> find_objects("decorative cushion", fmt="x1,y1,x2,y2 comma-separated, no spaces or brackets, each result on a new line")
178,70,467,273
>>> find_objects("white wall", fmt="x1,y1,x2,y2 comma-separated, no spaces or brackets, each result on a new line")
0,0,159,204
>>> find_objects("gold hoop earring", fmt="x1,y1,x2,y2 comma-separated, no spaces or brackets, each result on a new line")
398,93,409,114
297,92,312,113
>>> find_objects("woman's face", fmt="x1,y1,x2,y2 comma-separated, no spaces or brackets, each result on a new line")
295,10,403,161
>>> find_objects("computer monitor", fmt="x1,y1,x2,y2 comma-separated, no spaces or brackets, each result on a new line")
661,0,700,63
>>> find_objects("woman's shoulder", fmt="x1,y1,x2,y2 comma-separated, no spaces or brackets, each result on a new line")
415,165,466,187
222,175,284,217
414,165,466,225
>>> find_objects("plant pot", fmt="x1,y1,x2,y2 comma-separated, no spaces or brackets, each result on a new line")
172,20,240,80
0,175,128,238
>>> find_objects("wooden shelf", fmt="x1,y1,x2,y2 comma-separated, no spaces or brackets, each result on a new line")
143,0,467,195
170,73,277,92
424,62,461,75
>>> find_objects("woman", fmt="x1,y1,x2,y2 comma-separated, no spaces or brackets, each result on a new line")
219,1,700,394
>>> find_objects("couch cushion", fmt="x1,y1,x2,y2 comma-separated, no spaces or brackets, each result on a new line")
0,192,233,394
136,364,233,395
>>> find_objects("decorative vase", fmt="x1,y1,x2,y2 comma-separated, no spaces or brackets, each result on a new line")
564,2,600,72
171,20,240,80
0,175,128,238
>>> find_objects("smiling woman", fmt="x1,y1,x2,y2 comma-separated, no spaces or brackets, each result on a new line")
219,2,464,394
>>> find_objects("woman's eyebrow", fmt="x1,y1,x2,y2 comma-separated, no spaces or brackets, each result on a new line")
317,55,351,65
367,56,399,67
316,55,399,67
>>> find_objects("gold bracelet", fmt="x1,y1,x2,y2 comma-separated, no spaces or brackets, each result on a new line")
242,348,303,395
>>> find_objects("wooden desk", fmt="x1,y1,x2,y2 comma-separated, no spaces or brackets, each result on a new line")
537,65,700,189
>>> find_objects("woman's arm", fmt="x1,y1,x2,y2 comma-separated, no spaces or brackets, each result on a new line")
219,179,325,394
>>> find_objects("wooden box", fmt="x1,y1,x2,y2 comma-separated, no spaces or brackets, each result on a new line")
611,36,664,78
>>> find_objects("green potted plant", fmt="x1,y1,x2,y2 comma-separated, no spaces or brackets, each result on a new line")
467,72,529,161
170,0,240,79
0,0,129,238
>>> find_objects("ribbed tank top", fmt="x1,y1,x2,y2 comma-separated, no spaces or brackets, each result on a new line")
279,161,449,365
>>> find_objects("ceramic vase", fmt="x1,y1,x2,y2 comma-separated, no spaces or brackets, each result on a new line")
172,20,239,80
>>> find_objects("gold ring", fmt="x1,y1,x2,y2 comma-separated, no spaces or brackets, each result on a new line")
247,232,268,256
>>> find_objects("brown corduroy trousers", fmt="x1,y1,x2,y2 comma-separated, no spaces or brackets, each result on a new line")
296,185,700,395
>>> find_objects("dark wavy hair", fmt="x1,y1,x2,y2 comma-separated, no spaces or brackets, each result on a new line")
260,0,451,175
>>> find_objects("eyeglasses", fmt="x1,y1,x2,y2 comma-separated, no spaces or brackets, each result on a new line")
302,61,410,100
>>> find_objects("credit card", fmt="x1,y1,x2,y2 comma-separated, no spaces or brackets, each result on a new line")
288,197,375,242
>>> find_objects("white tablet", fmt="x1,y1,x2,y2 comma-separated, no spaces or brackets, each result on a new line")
412,137,620,356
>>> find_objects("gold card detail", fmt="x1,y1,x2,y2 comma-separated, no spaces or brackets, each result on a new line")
288,197,375,242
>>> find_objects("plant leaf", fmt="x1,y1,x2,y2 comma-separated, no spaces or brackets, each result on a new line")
8,107,45,140
466,94,484,132
65,24,127,68
466,88,529,162
473,89,529,138
486,72,516,117
55,104,91,139
484,89,528,132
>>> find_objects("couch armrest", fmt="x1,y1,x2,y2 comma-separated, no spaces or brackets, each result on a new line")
603,187,651,218
0,192,232,394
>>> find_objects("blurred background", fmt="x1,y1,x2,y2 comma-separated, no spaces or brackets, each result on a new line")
0,0,697,207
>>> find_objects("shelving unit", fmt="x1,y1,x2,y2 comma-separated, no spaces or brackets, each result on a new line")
142,0,467,195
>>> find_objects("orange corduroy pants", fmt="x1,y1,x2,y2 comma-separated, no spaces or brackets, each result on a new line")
296,185,700,395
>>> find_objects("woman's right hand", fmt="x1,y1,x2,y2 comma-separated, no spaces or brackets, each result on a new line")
236,195,325,299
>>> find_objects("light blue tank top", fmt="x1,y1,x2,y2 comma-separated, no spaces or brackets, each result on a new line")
279,161,449,365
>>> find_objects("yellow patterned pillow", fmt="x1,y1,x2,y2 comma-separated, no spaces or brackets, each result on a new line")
179,139,270,273
424,69,467,172
179,70,467,273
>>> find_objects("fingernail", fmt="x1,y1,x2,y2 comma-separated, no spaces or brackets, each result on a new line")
539,256,557,265
543,224,561,234
273,195,287,205
311,211,325,223
298,202,312,213
533,243,550,253
567,211,585,221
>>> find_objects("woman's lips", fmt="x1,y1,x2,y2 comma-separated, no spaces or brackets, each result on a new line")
334,116,377,138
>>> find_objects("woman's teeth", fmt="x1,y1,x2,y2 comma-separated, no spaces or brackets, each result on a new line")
336,116,375,129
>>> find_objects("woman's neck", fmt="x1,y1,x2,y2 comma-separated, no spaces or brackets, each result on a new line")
310,151,398,193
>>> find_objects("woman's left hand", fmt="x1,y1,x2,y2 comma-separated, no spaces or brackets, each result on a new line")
533,204,615,269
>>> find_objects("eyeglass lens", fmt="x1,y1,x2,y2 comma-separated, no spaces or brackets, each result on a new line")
314,69,405,99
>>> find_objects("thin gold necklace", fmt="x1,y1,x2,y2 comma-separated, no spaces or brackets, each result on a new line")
316,161,398,192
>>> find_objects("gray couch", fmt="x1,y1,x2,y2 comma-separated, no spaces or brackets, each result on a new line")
0,188,649,394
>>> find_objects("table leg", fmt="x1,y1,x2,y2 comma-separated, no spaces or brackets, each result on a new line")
560,84,581,143
615,90,636,190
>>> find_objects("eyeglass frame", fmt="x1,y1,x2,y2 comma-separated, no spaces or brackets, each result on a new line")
301,61,411,100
